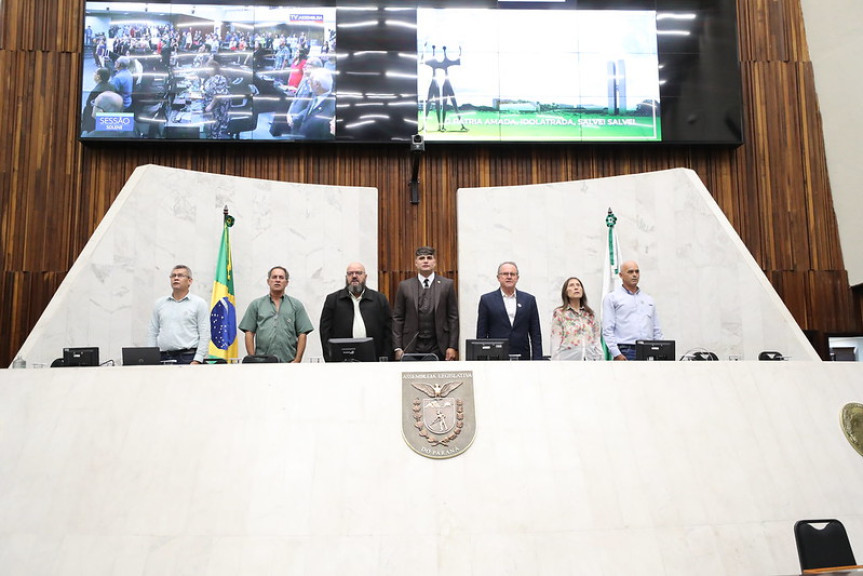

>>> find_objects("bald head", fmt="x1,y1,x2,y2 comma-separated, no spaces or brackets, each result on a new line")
619,260,640,292
92,91,124,117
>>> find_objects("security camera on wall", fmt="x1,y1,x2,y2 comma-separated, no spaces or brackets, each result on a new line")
411,134,425,152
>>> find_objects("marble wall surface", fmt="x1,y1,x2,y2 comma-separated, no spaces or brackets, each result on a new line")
15,166,815,365
457,168,819,361
14,165,378,366
1,361,861,575
800,0,863,285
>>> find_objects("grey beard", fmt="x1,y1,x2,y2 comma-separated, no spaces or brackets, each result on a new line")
347,282,365,295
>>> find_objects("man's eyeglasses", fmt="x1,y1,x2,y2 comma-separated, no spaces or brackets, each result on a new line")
169,273,188,279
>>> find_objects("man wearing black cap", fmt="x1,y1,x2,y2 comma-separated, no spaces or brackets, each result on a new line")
392,246,460,361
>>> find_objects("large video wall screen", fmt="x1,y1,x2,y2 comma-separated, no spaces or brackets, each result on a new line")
80,0,742,145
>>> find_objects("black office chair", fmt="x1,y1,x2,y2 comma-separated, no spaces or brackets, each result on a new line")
680,349,719,361
226,94,259,138
794,519,861,572
133,95,167,138
758,351,784,361
242,355,279,363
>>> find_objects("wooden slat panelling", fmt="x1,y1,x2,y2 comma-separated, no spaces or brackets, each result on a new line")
738,0,809,63
807,270,858,334
770,270,810,328
0,50,85,272
0,0,859,365
0,0,81,52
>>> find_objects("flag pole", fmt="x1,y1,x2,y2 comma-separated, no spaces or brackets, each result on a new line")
606,207,618,275
209,206,238,361
600,207,620,360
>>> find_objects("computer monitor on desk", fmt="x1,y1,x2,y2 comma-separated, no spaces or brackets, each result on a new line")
328,337,377,362
122,347,161,366
635,340,676,361
63,347,100,367
465,339,510,361
400,353,438,361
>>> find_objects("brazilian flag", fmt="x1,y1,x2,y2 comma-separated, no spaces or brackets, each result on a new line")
209,209,238,361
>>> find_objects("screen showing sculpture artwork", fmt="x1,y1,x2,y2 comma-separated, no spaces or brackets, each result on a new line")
78,0,741,145
416,9,660,142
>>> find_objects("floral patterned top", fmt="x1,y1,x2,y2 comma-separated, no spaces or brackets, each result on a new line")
550,304,603,361
203,74,231,139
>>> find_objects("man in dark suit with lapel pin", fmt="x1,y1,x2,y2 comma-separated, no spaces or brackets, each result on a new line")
292,67,335,140
476,261,543,360
393,246,460,361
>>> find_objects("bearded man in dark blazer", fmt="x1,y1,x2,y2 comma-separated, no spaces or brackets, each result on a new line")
392,246,460,361
319,262,393,361
476,261,543,360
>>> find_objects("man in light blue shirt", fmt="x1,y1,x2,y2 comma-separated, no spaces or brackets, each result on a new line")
601,260,663,361
147,265,210,364
110,57,134,111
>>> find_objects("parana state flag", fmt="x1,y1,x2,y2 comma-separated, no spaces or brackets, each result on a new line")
600,208,621,360
209,208,238,361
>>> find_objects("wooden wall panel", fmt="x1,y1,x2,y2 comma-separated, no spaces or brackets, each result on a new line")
807,271,858,334
0,0,859,365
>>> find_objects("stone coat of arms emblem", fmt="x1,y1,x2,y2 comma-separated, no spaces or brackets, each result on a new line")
841,402,863,457
402,370,476,459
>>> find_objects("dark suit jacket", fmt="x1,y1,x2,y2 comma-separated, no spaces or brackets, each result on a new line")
319,287,393,362
476,289,543,360
292,93,335,140
392,275,459,358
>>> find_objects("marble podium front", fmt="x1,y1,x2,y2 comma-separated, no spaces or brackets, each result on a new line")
2,361,862,575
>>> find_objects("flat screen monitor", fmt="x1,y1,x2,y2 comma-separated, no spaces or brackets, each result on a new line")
328,337,377,362
241,354,280,363
635,339,675,361
465,338,510,361
78,0,742,145
401,352,439,361
122,346,161,366
63,346,101,367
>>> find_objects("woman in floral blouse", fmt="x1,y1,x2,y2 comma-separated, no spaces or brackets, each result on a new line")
550,276,603,361
203,62,231,139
